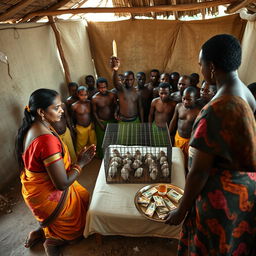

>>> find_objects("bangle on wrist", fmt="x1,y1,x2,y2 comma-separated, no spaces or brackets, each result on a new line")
72,164,82,174
73,167,81,175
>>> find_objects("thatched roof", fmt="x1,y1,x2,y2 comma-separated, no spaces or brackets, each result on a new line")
0,0,256,23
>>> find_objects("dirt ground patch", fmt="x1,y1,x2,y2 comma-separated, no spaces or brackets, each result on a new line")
0,159,178,256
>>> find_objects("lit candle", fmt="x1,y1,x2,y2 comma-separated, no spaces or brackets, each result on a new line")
112,40,117,57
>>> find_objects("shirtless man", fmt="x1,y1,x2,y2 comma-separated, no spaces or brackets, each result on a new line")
66,82,78,109
151,72,172,99
169,86,200,166
92,77,116,158
149,82,176,128
111,74,123,95
149,82,176,145
110,57,143,122
85,75,97,100
169,72,180,92
190,72,200,97
136,72,152,122
71,86,96,154
160,73,170,84
196,80,217,108
51,104,77,163
146,69,160,99
170,75,191,103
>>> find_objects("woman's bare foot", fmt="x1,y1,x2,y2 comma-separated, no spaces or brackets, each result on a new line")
25,228,45,248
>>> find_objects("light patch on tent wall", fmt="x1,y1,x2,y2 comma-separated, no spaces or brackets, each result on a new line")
0,51,12,79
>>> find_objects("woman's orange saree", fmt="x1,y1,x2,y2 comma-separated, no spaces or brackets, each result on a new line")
20,134,89,241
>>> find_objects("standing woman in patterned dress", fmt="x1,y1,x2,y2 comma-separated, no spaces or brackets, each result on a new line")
166,34,256,255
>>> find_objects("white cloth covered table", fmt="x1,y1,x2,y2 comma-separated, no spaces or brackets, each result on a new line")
84,147,186,239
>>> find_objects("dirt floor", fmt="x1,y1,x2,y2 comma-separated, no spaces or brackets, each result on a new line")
0,159,178,256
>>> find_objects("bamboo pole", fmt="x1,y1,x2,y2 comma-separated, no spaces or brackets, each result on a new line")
22,1,233,22
48,16,71,84
0,0,36,22
226,0,255,14
201,8,206,19
171,0,178,20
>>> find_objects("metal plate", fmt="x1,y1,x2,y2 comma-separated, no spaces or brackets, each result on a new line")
134,183,184,223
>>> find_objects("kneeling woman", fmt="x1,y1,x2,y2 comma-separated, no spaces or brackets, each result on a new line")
16,88,96,255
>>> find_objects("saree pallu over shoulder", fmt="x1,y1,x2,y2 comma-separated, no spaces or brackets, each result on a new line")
21,133,89,241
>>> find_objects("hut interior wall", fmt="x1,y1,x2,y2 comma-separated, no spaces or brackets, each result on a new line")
87,14,246,84
0,20,94,190
239,20,256,85
0,15,254,189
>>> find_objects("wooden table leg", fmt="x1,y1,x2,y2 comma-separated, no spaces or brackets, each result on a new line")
95,233,102,245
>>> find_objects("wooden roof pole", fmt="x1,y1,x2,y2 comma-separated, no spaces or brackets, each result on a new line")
48,16,71,84
22,1,233,22
171,0,178,20
226,0,256,14
0,0,36,22
21,0,71,23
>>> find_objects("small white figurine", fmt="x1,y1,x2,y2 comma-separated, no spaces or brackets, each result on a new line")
148,162,157,172
157,150,166,160
150,168,158,180
123,158,132,165
134,150,143,161
160,156,167,165
145,153,153,159
112,149,121,157
145,157,154,166
108,166,117,178
124,151,133,159
111,156,122,164
162,167,169,177
132,159,142,169
110,161,119,168
161,162,169,170
134,167,143,178
123,163,132,171
121,167,129,180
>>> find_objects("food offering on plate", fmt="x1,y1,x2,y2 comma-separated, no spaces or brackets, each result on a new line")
134,184,184,222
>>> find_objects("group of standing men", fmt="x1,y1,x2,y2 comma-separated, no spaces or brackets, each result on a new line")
51,56,217,168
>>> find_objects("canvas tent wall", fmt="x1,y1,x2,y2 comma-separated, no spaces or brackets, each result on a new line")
0,15,255,190
0,20,95,190
87,14,245,83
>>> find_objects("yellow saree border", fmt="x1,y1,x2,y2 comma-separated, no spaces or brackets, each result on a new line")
43,153,62,167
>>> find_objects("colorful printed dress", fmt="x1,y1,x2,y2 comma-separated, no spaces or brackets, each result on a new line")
178,95,256,255
20,134,89,242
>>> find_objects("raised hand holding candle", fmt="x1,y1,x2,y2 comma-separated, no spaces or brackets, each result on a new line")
112,40,117,57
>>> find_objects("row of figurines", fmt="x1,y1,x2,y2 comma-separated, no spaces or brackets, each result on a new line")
107,149,170,180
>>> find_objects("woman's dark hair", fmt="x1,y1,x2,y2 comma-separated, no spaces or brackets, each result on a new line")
201,34,241,72
15,88,59,170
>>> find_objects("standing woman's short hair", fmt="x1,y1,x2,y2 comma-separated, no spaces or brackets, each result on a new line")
201,34,241,72
15,88,59,170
